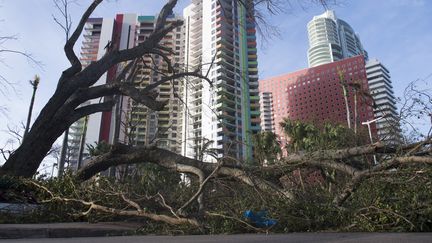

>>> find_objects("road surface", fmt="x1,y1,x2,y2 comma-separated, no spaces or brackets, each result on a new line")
5,233,432,243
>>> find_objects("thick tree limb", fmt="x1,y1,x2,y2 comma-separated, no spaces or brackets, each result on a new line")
155,0,177,32
299,160,358,176
177,162,222,215
69,101,115,125
63,0,103,76
395,156,432,164
75,19,183,90
75,145,292,199
217,166,293,199
118,83,167,111
275,141,431,176
283,143,388,163
71,70,210,112
64,64,208,116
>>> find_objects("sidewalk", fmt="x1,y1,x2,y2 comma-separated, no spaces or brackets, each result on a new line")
0,222,140,239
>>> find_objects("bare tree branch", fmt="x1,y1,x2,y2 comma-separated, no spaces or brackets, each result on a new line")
29,180,199,227
177,162,222,215
62,0,103,75
69,101,115,125
155,0,177,32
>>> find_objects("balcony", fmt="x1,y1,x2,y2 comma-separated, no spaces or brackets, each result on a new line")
217,87,235,97
216,102,236,112
218,94,235,105
250,96,259,101
248,61,258,67
248,48,257,54
250,110,260,116
219,111,236,121
250,102,260,108
250,125,261,131
251,117,261,124
248,67,258,73
249,88,259,94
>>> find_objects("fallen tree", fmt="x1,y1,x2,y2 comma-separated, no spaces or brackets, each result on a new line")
1,0,431,233
13,138,429,231
73,138,432,215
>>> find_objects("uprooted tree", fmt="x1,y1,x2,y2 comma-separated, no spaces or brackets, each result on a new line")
1,0,432,232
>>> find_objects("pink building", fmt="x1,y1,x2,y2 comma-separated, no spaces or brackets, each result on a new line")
259,55,376,141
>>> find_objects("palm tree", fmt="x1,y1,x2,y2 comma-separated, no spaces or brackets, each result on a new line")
348,80,375,134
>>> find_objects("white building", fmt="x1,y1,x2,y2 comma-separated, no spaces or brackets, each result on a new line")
307,10,368,67
66,13,185,170
365,59,401,144
67,16,117,169
259,92,274,132
181,0,261,161
130,15,185,153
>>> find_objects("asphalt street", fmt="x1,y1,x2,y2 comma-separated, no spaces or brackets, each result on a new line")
4,233,432,243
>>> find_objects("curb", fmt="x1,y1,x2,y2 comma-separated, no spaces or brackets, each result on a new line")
0,222,139,239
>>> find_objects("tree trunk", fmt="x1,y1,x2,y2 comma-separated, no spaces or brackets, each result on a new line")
0,85,77,177
1,124,67,177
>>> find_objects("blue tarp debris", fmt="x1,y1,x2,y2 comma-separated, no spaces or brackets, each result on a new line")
244,210,277,228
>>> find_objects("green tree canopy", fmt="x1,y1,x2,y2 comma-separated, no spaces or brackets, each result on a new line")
280,118,369,152
252,131,281,165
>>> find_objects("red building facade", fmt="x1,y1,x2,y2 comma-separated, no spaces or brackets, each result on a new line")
259,55,376,140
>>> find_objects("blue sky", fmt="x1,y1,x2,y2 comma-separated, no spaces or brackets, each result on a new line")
0,0,431,154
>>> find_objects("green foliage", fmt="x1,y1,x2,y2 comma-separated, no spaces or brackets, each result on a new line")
347,166,432,232
1,163,431,233
280,119,368,152
0,175,37,204
0,173,86,223
252,131,281,165
87,141,112,156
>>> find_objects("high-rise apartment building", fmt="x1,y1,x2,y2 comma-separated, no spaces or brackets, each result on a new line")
129,15,184,153
365,59,401,144
259,56,376,142
67,17,114,169
66,13,185,169
182,0,260,161
259,92,275,132
307,10,368,67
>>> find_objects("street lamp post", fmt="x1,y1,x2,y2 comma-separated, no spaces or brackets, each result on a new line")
362,115,387,165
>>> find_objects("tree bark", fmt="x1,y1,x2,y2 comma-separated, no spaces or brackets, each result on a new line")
75,144,294,199
0,0,187,177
